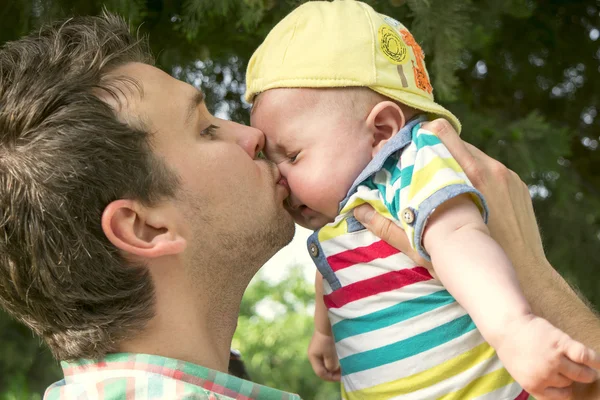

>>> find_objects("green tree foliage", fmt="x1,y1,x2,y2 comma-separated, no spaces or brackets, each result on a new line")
0,312,59,399
233,266,340,399
1,0,599,397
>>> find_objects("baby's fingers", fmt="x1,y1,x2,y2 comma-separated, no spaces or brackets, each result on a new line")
557,355,598,384
546,373,575,389
535,386,573,400
311,358,337,381
309,353,341,382
324,354,340,373
563,339,600,371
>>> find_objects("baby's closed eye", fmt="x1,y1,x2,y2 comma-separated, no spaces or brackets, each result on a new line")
287,152,299,163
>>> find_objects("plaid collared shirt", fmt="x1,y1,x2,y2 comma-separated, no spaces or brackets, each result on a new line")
44,353,302,400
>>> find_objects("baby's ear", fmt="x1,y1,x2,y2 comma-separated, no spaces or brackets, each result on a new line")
366,101,406,157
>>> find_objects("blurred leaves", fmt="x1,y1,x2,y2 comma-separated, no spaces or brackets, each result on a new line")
0,313,60,398
233,266,340,399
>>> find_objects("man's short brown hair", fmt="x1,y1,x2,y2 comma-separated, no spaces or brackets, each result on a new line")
0,13,178,360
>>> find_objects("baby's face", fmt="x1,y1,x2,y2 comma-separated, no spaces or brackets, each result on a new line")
251,88,374,230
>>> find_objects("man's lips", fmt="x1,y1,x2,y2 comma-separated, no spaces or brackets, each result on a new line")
277,176,290,191
276,176,290,199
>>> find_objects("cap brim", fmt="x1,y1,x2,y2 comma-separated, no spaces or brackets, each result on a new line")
371,86,462,134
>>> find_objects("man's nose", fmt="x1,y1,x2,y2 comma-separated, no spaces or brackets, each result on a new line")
237,126,265,159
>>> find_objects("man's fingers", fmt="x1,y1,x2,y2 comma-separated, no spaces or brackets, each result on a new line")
354,205,396,246
463,141,487,159
422,118,475,168
354,204,432,269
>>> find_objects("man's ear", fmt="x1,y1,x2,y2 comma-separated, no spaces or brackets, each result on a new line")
101,199,187,260
366,101,406,157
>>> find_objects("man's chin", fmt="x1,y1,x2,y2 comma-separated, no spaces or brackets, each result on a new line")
274,208,296,244
252,210,295,265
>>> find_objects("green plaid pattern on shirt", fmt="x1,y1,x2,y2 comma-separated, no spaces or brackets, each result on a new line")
44,353,302,400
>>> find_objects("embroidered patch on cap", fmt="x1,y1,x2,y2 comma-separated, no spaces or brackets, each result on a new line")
378,25,409,65
382,15,401,28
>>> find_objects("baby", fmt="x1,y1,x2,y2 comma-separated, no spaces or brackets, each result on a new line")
246,1,599,399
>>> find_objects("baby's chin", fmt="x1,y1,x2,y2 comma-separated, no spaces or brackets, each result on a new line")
292,211,334,231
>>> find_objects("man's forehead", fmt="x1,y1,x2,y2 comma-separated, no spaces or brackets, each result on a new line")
100,62,200,120
96,63,158,112
110,63,189,97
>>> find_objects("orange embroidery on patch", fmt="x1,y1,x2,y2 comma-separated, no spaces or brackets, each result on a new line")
399,29,433,94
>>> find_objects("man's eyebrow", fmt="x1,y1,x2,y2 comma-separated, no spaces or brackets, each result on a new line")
185,90,205,126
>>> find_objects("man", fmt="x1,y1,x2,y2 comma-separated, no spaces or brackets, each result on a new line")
0,13,597,400
1,14,295,399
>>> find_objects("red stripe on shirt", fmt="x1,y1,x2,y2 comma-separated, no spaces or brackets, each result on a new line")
514,390,530,400
126,377,136,400
324,266,432,309
327,240,401,272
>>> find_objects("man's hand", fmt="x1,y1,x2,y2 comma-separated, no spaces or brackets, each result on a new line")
353,118,600,399
307,330,341,382
353,118,546,268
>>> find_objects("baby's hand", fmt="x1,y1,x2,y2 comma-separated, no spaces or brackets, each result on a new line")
495,315,600,399
307,330,341,382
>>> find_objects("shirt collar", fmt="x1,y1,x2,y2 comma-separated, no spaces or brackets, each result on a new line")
54,353,301,399
61,353,216,384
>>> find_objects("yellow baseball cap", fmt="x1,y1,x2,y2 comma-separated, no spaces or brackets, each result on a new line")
245,0,461,133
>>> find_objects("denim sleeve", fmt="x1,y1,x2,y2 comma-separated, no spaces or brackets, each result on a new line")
398,125,489,262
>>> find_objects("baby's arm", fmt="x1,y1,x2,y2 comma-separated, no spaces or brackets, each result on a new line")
423,194,600,398
307,271,340,382
423,194,529,343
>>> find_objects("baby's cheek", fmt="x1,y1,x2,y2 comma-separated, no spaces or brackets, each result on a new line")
317,188,346,218
291,169,343,216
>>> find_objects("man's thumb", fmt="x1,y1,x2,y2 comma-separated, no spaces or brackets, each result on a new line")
354,204,376,226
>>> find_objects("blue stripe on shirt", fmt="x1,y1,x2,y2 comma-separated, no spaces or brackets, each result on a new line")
332,290,454,342
339,313,476,375
400,164,414,191
414,133,442,150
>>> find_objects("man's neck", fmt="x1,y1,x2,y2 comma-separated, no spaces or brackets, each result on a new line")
118,259,247,372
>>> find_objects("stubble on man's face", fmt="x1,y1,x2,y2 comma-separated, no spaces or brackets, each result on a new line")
181,176,295,284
